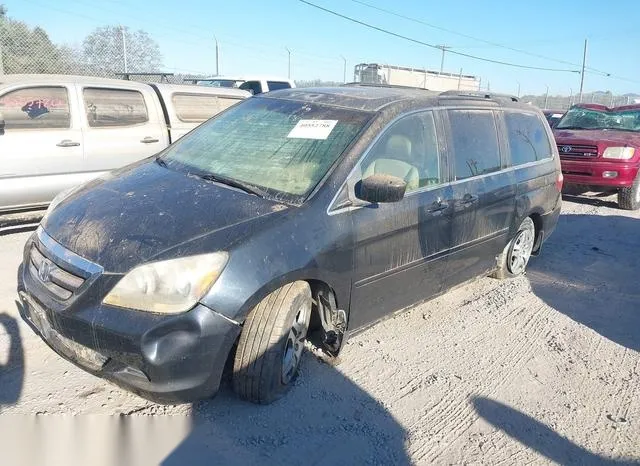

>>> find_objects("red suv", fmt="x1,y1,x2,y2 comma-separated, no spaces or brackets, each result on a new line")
554,104,640,210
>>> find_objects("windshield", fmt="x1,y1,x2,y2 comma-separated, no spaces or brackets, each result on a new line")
556,107,640,132
161,97,372,201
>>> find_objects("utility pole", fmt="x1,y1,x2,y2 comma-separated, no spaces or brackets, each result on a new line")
286,47,291,79
437,45,450,74
578,38,587,103
340,55,347,83
121,25,128,73
544,85,549,109
214,36,219,76
516,81,521,98
457,68,463,90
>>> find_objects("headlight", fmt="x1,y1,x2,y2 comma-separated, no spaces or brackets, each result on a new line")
602,147,635,159
103,252,229,314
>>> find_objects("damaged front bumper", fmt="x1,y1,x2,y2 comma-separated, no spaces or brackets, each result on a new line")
17,232,241,404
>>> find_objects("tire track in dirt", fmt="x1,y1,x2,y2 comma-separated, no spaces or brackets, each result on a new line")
409,299,554,462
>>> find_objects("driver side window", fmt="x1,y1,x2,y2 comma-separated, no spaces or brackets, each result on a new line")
359,111,442,194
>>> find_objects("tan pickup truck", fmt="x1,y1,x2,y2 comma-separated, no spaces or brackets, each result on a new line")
0,74,250,227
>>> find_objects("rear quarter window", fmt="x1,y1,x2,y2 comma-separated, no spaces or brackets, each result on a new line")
448,110,501,180
0,86,71,130
172,93,242,122
505,112,552,165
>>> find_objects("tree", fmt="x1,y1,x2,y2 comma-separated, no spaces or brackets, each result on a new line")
0,7,76,74
82,26,162,74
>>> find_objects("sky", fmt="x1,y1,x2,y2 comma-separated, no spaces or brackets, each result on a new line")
3,0,640,96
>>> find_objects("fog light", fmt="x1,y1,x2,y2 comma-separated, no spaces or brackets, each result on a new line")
602,171,618,178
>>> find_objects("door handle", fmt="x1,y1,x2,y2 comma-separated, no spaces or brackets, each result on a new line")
461,194,479,205
56,139,80,147
140,136,160,144
427,197,448,213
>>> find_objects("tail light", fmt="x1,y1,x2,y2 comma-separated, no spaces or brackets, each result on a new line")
555,172,564,192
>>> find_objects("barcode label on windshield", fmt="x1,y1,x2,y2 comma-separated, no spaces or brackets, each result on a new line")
287,119,338,140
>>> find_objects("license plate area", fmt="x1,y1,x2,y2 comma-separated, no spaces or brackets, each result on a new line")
21,292,108,371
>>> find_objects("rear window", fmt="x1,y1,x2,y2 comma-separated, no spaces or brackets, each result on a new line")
83,88,149,127
162,97,372,200
267,81,292,91
505,112,552,165
448,110,501,180
0,86,70,130
172,93,242,122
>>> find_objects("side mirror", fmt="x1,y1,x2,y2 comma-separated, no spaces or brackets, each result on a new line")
0,119,5,136
355,174,407,203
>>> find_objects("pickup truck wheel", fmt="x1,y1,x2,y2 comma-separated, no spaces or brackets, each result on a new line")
232,281,312,404
618,175,640,210
492,217,536,280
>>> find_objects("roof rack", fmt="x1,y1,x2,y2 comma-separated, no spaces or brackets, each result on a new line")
342,82,432,91
439,90,519,102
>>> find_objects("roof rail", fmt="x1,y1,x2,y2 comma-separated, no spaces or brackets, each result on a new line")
439,90,519,102
342,82,432,91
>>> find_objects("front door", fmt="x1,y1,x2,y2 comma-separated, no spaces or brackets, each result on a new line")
0,84,84,211
348,111,453,330
442,109,515,289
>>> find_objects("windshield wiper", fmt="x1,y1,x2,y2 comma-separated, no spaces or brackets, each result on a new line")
196,173,268,198
556,126,592,130
155,156,168,168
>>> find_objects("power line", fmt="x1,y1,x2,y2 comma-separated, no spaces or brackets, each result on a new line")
349,0,611,76
299,0,580,73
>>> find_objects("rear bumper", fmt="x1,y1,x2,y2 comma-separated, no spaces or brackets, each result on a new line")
18,263,241,404
560,158,639,187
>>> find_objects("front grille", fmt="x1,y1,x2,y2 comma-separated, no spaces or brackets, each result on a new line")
558,144,598,157
28,245,85,300
27,227,102,301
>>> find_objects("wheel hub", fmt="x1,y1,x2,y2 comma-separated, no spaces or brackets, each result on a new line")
508,227,535,275
282,303,311,384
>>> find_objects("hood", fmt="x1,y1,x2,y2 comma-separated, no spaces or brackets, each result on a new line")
554,128,640,148
42,161,289,273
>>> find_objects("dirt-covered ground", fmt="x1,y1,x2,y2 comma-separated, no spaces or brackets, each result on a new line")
1,195,638,465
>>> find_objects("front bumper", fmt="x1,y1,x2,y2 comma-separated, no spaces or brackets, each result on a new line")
18,234,241,404
560,158,639,187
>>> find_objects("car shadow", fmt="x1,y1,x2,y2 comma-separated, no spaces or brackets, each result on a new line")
527,213,640,351
0,311,24,410
472,396,638,465
162,344,410,465
561,193,619,209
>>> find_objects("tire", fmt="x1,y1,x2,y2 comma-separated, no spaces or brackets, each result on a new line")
492,217,536,280
618,175,640,210
232,281,312,404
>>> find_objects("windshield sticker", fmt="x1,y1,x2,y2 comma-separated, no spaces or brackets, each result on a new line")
287,120,338,140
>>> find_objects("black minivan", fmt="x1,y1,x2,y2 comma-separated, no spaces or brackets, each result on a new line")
18,86,562,404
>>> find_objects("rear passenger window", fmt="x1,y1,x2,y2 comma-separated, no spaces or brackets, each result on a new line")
448,110,500,181
83,88,148,127
172,94,241,122
505,112,552,165
0,87,70,130
267,81,291,92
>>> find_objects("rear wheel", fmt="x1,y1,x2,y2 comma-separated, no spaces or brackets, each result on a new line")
493,217,536,280
618,175,640,210
232,281,312,404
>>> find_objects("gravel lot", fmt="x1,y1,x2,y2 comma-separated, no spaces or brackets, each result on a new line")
1,195,639,465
